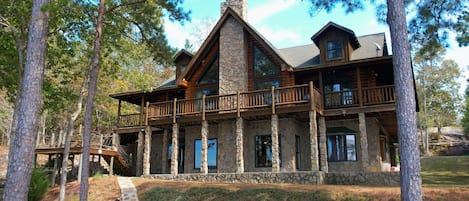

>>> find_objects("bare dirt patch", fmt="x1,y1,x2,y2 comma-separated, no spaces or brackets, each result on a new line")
41,176,120,201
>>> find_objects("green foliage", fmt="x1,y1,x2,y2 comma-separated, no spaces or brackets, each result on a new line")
28,168,50,201
414,48,461,130
142,187,332,201
462,86,469,138
409,0,469,56
305,0,468,53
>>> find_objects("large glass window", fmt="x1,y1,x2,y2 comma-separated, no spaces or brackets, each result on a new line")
255,135,281,167
327,134,357,161
197,56,218,85
253,45,280,77
194,138,217,169
327,40,343,59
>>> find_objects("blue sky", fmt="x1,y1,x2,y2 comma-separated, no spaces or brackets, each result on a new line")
164,0,468,89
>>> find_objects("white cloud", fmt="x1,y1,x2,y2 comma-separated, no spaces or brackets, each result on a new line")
248,0,299,25
256,25,303,48
163,19,191,49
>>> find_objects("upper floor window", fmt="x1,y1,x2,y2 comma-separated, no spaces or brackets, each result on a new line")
197,55,218,85
327,40,343,59
253,45,280,77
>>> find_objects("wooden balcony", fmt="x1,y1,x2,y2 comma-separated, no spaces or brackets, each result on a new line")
116,84,396,128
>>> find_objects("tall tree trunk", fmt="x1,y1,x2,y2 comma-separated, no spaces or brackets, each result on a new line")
7,13,27,155
387,0,422,200
80,0,105,200
59,69,88,201
2,0,50,199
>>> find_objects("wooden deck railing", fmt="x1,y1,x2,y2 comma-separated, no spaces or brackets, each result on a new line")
362,85,396,105
323,85,395,108
146,84,320,121
118,113,142,127
118,84,396,127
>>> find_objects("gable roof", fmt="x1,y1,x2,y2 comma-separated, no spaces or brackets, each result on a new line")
178,7,292,83
311,21,361,49
278,32,387,69
174,49,193,63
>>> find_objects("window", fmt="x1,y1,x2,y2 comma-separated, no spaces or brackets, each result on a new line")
324,82,354,107
254,80,280,90
195,89,218,98
295,136,301,170
327,134,356,161
327,40,343,59
198,55,218,85
194,138,217,169
255,135,281,167
253,45,280,77
253,44,280,90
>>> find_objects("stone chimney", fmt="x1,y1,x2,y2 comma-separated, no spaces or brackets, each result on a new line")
221,0,248,20
219,0,249,95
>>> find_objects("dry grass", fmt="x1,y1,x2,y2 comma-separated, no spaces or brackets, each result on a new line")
133,178,469,201
41,176,120,201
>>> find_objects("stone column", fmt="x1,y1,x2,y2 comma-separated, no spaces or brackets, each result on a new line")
319,117,328,172
136,129,144,176
201,120,209,174
161,128,169,174
309,110,319,171
359,113,369,172
236,117,244,173
109,156,114,176
271,114,280,173
170,123,179,175
143,126,152,175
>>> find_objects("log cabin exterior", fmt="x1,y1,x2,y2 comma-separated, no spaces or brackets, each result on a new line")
110,0,402,178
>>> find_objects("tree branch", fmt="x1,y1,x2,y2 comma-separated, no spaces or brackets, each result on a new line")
105,0,147,14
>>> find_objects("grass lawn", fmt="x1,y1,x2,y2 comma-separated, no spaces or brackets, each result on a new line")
136,155,469,201
421,155,469,186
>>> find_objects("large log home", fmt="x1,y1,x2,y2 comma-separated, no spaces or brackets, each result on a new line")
110,0,401,182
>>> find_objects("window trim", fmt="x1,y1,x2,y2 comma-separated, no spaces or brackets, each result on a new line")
254,134,281,168
326,39,343,60
194,138,218,170
326,133,357,162
252,43,282,90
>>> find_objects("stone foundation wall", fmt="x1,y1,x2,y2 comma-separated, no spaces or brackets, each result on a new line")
145,171,325,185
326,172,400,186
143,171,399,186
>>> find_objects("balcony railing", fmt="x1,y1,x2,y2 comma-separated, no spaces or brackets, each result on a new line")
362,85,396,105
118,113,142,127
147,84,319,121
117,84,396,127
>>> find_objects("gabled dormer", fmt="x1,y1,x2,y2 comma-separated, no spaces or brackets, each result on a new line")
174,49,193,81
311,22,361,64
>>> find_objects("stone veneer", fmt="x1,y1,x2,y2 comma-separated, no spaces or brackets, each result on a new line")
143,171,400,186
219,17,248,95
221,0,247,20
326,117,387,172
145,171,325,185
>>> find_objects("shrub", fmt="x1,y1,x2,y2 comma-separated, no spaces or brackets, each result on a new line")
28,167,50,201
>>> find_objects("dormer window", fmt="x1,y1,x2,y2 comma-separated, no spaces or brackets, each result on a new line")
327,40,343,59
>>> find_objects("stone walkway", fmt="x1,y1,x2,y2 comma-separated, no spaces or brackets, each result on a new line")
117,177,139,201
